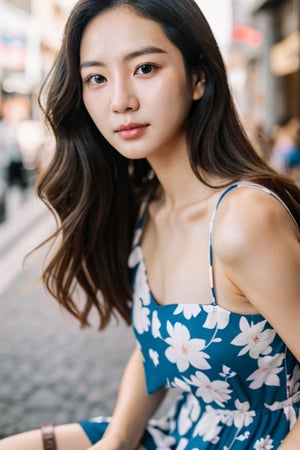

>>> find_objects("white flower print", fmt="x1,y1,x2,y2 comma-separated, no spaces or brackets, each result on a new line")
176,439,188,450
233,399,255,428
133,227,142,247
132,260,151,305
236,431,250,441
132,297,150,334
185,371,232,407
231,317,276,358
170,377,191,392
187,393,202,423
220,400,255,428
146,424,176,449
284,403,298,428
178,412,193,440
193,407,221,444
165,321,211,372
174,304,201,320
202,305,230,330
219,365,237,380
152,310,162,339
287,365,300,396
177,393,201,436
247,353,285,389
128,243,142,268
149,349,159,366
253,435,274,449
265,393,299,429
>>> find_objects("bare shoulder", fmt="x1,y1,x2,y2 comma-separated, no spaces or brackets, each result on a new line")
212,186,299,264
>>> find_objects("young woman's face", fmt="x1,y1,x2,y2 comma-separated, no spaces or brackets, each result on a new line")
80,6,204,161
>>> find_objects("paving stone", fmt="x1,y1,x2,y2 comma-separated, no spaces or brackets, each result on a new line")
0,248,135,438
0,193,140,438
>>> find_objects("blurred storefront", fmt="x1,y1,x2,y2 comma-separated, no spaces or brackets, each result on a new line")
256,0,299,123
0,0,38,99
230,0,299,137
0,0,74,110
0,0,73,222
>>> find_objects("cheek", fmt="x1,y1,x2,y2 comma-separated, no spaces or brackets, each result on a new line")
158,91,192,130
157,74,192,113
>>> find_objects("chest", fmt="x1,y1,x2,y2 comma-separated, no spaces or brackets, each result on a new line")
141,208,212,305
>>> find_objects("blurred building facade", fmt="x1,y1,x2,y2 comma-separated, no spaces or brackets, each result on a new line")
0,0,74,222
0,0,73,114
230,0,299,134
0,0,298,149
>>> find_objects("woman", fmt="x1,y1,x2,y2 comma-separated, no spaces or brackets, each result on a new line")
0,0,299,449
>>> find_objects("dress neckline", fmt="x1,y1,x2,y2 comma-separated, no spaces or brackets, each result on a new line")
137,243,265,317
133,181,297,315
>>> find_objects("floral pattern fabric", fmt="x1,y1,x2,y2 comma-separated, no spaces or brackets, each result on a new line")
81,183,300,449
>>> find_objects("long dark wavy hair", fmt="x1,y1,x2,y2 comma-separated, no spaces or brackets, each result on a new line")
38,0,300,330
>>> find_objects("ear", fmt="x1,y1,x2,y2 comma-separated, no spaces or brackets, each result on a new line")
191,71,205,101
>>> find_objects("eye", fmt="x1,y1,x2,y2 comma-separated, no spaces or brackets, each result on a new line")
83,74,107,86
135,63,157,75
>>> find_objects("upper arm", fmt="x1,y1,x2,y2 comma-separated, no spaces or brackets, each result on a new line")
214,188,300,361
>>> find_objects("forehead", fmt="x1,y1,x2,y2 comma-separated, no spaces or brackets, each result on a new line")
80,6,174,60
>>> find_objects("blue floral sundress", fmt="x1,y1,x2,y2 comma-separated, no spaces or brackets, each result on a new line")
80,182,300,449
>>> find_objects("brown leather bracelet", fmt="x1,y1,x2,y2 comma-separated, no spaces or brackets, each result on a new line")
41,422,57,450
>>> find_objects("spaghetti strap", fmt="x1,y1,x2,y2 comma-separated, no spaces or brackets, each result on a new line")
208,181,298,305
87,181,300,449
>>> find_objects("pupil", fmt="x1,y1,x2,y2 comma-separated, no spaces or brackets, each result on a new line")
142,64,151,73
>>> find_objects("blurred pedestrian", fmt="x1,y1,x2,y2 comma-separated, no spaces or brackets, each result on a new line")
0,97,30,191
0,0,299,449
0,113,23,188
270,115,300,172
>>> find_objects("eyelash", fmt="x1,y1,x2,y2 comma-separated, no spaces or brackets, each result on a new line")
134,63,158,75
83,62,159,86
83,74,106,86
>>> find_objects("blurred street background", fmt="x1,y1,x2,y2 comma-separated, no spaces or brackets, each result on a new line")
0,0,299,439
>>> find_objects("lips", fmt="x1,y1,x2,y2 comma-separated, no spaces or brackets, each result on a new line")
117,123,149,139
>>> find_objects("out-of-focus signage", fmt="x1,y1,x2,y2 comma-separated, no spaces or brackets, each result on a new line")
232,25,263,47
270,31,300,76
0,33,26,70
0,3,28,71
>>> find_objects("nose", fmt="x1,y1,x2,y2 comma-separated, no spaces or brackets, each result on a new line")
111,77,139,113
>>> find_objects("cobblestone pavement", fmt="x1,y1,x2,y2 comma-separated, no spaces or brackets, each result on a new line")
0,189,177,440
0,253,136,438
0,192,136,438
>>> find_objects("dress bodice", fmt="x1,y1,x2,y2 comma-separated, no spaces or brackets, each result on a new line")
129,183,300,413
81,182,300,450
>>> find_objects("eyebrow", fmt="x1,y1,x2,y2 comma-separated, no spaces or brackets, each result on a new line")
80,46,167,70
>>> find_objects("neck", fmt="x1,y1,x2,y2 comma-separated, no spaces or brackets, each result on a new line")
147,143,216,209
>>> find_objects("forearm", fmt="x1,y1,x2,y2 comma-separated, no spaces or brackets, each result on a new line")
278,416,300,449
103,346,166,449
